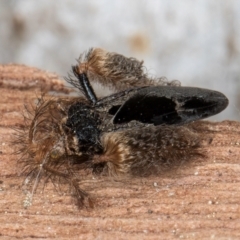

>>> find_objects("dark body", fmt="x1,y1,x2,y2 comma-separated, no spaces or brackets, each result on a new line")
15,48,229,208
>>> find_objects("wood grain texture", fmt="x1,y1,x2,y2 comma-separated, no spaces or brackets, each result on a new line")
0,64,240,239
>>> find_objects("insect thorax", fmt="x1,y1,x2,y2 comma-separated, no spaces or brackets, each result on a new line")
65,102,102,153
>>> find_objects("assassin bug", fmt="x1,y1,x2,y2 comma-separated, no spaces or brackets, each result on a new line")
14,48,229,208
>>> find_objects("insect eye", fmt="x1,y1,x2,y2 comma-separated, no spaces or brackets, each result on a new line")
50,149,61,159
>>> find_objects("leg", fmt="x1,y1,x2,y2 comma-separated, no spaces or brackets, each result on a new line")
43,165,94,208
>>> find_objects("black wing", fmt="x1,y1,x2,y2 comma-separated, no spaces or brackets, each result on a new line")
107,86,228,125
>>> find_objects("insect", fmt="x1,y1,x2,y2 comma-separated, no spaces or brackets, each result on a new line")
14,48,229,208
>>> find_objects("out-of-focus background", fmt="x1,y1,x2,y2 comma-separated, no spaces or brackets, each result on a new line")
0,0,240,120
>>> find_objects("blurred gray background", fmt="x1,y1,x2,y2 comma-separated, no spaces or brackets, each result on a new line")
1,0,240,120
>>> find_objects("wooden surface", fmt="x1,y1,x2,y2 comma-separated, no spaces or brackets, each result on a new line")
0,64,240,239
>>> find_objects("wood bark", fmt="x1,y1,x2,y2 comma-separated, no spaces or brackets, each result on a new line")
0,64,239,239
